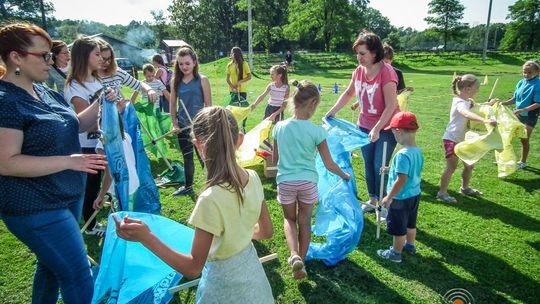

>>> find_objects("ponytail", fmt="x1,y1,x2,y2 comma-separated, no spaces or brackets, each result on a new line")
452,74,478,96
192,106,245,204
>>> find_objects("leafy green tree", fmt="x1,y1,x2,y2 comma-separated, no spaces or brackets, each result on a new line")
151,10,171,45
384,31,401,50
499,0,539,51
285,0,368,51
0,0,54,25
424,0,466,50
362,7,395,40
236,0,289,53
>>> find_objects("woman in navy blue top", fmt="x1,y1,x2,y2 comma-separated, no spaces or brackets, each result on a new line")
0,23,108,303
169,46,212,196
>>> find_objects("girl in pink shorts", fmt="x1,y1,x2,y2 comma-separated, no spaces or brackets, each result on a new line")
272,80,350,279
437,74,496,203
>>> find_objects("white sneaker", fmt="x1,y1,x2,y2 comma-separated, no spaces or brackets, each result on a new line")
362,202,376,213
379,207,388,222
84,223,106,237
517,162,527,169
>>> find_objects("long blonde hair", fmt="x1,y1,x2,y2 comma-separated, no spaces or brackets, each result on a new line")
192,106,245,204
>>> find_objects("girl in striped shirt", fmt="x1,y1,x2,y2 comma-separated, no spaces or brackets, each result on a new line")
250,65,290,123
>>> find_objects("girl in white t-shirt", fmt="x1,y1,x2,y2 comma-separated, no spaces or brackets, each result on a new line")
114,106,274,303
437,74,496,203
64,37,106,236
250,65,290,123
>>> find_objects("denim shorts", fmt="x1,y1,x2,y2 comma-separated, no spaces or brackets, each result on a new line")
518,114,538,128
387,194,420,236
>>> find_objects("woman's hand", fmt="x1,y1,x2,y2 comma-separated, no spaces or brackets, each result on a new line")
69,154,107,174
368,128,380,142
350,102,359,111
113,215,152,243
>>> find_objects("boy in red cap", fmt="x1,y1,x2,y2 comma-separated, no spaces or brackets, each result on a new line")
377,112,423,263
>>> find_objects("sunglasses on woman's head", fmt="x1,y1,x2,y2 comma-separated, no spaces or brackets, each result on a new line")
17,50,53,62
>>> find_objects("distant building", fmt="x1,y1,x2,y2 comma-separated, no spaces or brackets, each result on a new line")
159,39,189,63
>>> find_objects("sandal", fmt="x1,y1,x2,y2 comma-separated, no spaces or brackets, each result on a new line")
287,255,304,272
436,192,457,203
460,187,483,196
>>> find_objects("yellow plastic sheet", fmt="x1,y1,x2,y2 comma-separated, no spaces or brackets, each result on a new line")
226,105,252,125
397,91,411,112
454,102,527,177
237,119,273,168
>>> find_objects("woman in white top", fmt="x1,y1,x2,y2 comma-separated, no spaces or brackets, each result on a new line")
250,64,290,123
64,37,106,236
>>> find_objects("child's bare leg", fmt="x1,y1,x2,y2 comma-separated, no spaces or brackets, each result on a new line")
297,202,315,260
520,125,533,163
439,155,458,194
282,203,299,257
406,228,416,246
393,235,406,253
461,162,474,189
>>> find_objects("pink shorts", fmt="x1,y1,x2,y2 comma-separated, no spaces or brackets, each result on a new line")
277,181,318,205
443,139,457,159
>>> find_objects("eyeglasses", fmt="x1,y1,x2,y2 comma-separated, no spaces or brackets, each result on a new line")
102,57,112,63
17,50,53,62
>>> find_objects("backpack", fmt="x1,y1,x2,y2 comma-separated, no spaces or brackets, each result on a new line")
159,66,173,91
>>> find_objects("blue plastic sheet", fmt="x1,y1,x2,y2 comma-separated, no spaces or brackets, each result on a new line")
306,117,370,266
101,96,130,211
122,103,161,214
92,211,195,304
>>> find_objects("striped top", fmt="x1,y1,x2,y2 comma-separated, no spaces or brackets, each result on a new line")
268,82,288,106
141,79,166,99
101,68,141,99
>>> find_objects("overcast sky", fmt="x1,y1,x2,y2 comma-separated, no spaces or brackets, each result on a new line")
50,0,517,30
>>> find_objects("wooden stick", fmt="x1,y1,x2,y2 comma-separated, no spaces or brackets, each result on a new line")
376,141,388,240
168,253,278,294
488,78,499,100
80,209,100,233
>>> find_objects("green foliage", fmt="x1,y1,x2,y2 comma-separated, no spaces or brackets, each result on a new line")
424,0,466,50
236,0,289,53
284,0,368,52
499,0,540,51
0,0,54,25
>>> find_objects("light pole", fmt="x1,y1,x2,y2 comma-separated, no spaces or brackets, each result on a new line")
482,0,493,64
248,0,253,70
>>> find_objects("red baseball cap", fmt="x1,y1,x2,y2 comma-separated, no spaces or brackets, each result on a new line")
385,112,419,130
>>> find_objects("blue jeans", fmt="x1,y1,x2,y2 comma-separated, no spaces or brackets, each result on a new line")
360,128,397,200
2,202,93,304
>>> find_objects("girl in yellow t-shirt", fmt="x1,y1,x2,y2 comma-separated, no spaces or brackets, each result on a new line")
226,47,252,131
114,106,274,303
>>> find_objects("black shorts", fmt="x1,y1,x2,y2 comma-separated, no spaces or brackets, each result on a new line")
387,194,420,236
518,114,538,128
264,105,283,123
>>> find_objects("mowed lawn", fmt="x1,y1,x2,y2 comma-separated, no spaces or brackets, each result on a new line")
1,52,539,303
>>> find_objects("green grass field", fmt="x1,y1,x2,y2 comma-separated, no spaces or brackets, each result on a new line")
1,52,539,303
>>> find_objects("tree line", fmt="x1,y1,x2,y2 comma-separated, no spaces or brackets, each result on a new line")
1,0,538,61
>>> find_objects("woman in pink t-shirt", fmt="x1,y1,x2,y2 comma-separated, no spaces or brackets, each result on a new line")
326,30,399,212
